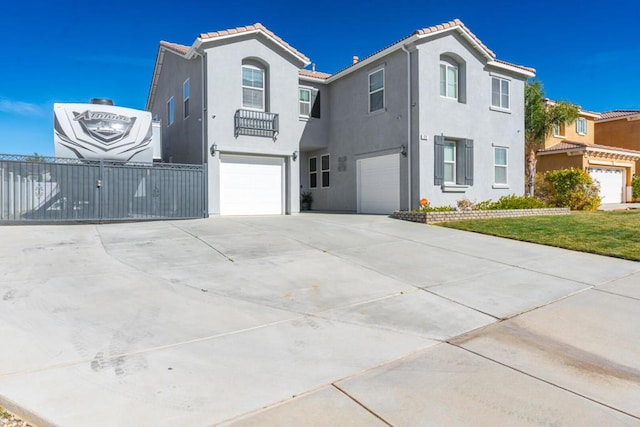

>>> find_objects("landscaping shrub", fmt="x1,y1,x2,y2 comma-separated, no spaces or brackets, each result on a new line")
633,175,640,200
473,194,546,210
535,168,600,210
456,197,475,211
412,198,455,212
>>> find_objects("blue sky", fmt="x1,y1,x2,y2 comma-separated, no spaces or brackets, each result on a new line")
1,0,638,156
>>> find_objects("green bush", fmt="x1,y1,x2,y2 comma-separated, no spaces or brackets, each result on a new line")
535,168,600,210
413,205,455,212
632,176,640,200
474,194,546,210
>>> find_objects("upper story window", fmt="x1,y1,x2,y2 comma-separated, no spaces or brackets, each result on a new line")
576,117,587,135
440,63,458,99
183,78,190,119
553,123,565,138
368,68,385,113
491,77,510,110
242,64,265,111
167,97,174,126
299,88,311,117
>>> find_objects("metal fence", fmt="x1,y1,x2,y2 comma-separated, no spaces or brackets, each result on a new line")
0,154,207,222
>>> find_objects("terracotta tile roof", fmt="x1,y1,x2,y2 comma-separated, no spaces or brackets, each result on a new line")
160,41,190,55
199,23,309,63
299,69,331,80
541,140,640,156
598,110,640,120
331,19,532,79
415,19,495,58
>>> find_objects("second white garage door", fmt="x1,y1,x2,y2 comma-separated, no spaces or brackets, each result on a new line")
220,155,283,215
588,167,623,204
357,154,400,214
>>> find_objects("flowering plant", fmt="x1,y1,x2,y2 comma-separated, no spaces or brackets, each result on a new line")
413,197,455,213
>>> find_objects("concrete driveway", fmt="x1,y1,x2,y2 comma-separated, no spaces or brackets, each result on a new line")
0,214,639,426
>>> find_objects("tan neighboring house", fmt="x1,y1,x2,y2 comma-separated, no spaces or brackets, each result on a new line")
537,101,640,203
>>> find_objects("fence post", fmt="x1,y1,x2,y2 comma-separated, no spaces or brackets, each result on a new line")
99,159,104,222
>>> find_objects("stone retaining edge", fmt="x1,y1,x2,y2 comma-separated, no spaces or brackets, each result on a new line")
391,207,571,224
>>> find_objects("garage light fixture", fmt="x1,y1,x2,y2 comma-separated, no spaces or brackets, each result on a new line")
400,145,407,157
210,143,217,157
292,150,298,161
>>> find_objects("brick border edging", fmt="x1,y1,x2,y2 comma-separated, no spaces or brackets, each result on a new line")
392,207,570,223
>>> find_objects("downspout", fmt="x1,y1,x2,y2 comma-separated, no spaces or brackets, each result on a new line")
401,45,412,210
193,49,208,215
193,51,207,165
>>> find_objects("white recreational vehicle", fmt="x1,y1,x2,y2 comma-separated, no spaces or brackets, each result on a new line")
54,99,160,162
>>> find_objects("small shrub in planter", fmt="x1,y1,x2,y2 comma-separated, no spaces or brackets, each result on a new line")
300,191,313,210
412,198,455,212
485,194,547,210
456,197,475,211
633,176,640,201
535,168,600,210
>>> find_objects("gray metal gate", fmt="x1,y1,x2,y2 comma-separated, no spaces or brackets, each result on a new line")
0,154,207,222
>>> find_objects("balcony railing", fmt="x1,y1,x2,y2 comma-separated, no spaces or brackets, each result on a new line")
234,109,279,139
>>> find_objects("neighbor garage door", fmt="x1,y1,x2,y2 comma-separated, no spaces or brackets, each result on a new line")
220,155,283,215
357,154,400,214
588,167,623,204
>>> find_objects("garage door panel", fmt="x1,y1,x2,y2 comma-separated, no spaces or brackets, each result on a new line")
220,155,283,215
588,168,623,204
358,154,400,214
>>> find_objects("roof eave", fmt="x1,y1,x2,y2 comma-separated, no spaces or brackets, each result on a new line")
146,47,166,111
487,60,535,78
596,114,640,123
299,75,329,84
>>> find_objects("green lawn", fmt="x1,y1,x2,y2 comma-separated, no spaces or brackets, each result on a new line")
438,210,640,261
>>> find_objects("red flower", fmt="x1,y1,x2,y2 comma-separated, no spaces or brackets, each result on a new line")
420,198,428,206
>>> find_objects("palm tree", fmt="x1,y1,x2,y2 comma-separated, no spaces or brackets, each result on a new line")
525,81,580,195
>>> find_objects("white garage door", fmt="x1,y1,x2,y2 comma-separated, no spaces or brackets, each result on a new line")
589,167,623,204
220,155,283,215
357,154,400,214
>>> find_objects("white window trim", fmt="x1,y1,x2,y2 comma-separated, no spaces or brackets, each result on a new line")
309,156,318,189
183,78,190,119
321,154,330,188
368,68,385,113
491,76,510,110
241,64,265,111
167,96,174,126
444,141,456,184
299,87,311,118
576,117,587,135
440,63,458,100
494,147,508,186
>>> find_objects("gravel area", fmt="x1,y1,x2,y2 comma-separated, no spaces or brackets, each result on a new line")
0,407,35,427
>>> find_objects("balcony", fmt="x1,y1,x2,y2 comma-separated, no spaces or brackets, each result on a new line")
234,109,279,139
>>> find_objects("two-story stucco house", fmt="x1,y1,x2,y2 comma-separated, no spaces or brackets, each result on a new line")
146,19,535,215
537,104,640,203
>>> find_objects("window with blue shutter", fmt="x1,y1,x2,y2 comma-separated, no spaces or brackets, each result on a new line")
434,136,473,187
434,135,445,185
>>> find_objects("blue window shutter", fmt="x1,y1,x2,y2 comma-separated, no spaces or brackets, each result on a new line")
434,135,445,186
311,90,321,118
464,139,474,185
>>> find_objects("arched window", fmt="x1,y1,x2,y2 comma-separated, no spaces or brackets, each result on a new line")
241,59,268,111
439,54,466,103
